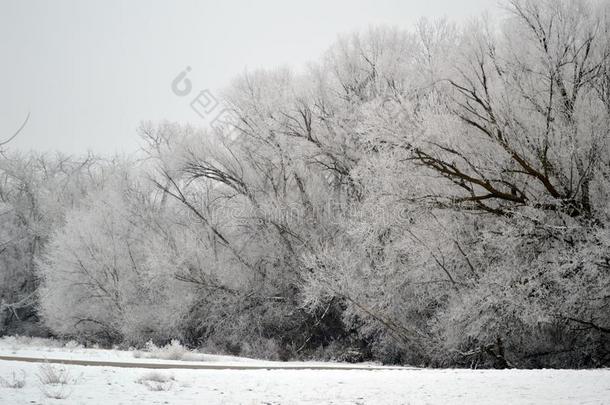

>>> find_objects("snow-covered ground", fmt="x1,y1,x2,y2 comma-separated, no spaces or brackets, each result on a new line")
0,335,272,367
0,337,608,404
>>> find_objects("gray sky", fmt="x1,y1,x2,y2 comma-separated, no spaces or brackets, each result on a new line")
1,0,495,156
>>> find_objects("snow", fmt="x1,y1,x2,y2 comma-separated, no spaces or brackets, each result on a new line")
0,336,268,367
0,338,609,404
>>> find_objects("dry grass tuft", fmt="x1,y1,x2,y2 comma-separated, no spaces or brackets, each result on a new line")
0,370,26,389
37,363,77,400
136,371,175,391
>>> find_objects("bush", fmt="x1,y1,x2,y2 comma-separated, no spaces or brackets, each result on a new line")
132,339,208,362
37,363,76,400
136,372,175,391
37,363,75,386
0,370,26,389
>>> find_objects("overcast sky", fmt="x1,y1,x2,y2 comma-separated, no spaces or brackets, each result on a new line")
1,0,496,156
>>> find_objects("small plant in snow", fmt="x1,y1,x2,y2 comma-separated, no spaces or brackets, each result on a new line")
144,339,159,352
37,363,77,400
133,339,200,361
63,340,83,351
136,371,175,391
0,369,26,389
37,363,75,385
163,339,188,360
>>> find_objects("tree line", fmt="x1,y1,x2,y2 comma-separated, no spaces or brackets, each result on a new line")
1,0,609,367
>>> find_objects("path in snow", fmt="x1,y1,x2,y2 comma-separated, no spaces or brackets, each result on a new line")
0,354,407,370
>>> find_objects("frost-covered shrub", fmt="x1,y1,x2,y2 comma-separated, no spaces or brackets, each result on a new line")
37,363,76,387
0,370,26,389
136,372,175,391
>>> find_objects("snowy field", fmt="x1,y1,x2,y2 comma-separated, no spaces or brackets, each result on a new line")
0,337,609,404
